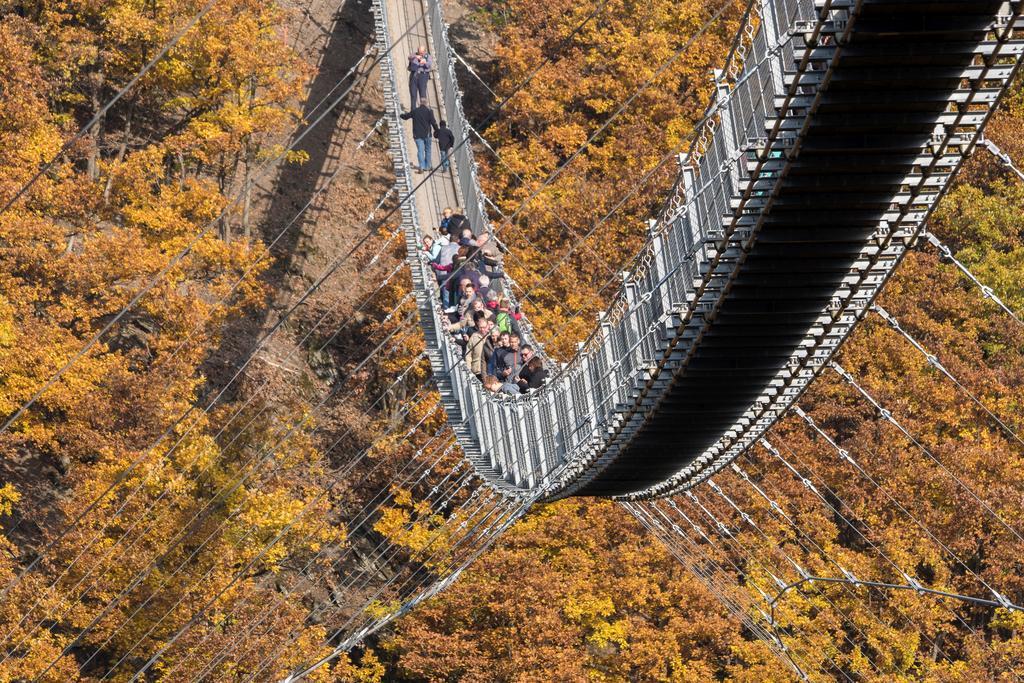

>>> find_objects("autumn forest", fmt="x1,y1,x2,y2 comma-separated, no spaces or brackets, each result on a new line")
1,0,1023,680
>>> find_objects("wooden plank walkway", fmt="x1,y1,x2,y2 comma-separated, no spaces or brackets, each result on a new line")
384,0,463,240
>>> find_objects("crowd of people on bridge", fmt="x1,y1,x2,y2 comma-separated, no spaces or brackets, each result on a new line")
405,46,548,397
421,207,548,396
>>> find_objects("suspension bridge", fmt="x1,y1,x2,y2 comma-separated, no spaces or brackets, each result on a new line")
1,0,1023,679
383,0,1024,501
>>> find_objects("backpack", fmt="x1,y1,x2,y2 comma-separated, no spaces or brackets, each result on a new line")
496,311,513,334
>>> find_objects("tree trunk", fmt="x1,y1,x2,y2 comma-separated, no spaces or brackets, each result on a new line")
87,68,106,181
242,140,253,242
218,152,231,243
103,99,134,205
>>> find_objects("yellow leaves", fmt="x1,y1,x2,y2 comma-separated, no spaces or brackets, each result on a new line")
564,592,615,622
328,648,386,683
229,488,306,569
0,296,16,351
365,599,402,621
0,0,357,677
373,486,445,555
0,484,21,517
992,606,1024,632
564,593,629,651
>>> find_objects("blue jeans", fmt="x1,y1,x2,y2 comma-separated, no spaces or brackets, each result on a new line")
415,137,431,170
409,72,428,106
438,148,450,171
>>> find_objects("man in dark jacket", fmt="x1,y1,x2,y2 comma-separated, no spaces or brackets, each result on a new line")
435,120,455,172
446,210,470,239
516,346,547,393
400,103,438,172
495,334,523,381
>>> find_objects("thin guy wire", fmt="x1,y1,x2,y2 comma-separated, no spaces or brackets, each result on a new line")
0,51,393,599
629,500,815,681
0,0,220,217
681,488,877,677
25,340,436,678
0,13,427,438
922,230,1023,328
91,420,461,681
872,304,1024,449
692,481,912,674
0,261,419,655
723,460,955,665
751,438,1013,673
804,381,1024,552
180,456,475,680
0,0,609,602
762,434,1021,635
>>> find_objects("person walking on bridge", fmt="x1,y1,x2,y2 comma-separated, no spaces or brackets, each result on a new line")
408,45,433,106
435,120,454,172
401,102,438,172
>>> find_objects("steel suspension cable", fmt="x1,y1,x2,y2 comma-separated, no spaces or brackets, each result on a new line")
768,575,1023,629
118,425,466,682
693,480,919,673
751,440,1011,666
90,422,461,681
162,454,528,683
0,0,611,605
921,231,1023,328
802,380,1024,550
679,487,879,677
276,490,525,677
278,491,532,682
981,135,1024,182
627,500,815,681
213,453,482,680
723,460,954,664
761,430,1023,676
197,351,629,682
655,497,850,682
872,304,1024,449
181,456,474,680
0,269,420,655
762,435,1019,618
10,317,429,670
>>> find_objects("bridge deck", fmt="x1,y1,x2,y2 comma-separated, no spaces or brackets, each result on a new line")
385,0,462,237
